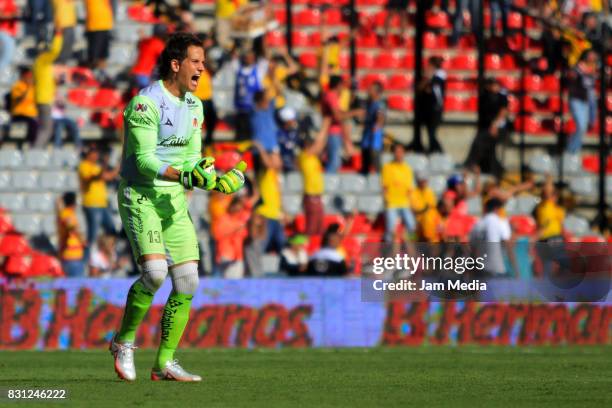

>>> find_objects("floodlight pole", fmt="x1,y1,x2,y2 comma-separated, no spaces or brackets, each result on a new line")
595,21,609,232
412,0,425,146
285,0,293,54
349,0,357,82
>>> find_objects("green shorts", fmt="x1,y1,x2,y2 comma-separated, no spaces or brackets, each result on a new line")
117,180,199,265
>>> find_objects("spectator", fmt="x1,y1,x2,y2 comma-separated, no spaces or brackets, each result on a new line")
84,0,114,75
215,0,248,50
534,180,567,277
0,0,18,70
384,0,410,45
56,192,86,277
410,172,437,225
52,99,82,148
211,195,252,278
469,197,516,277
234,50,265,140
4,67,38,145
412,56,446,153
490,0,509,38
52,0,76,65
26,0,52,45
280,234,309,276
89,234,121,277
243,212,267,277
251,91,279,153
298,120,328,235
418,198,452,243
207,190,233,275
131,24,167,89
307,223,348,276
360,81,386,175
567,49,597,154
277,107,300,173
541,25,567,74
253,142,286,252
263,48,299,109
381,143,416,243
450,0,481,46
443,173,480,216
78,146,118,250
321,75,359,173
465,78,509,177
194,34,217,147
33,30,63,147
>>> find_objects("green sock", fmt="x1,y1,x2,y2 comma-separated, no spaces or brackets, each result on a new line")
116,280,155,343
155,292,193,370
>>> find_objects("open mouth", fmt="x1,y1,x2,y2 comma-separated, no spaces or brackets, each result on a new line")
190,74,200,87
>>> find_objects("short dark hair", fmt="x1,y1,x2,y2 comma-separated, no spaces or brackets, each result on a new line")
63,192,77,207
254,90,266,104
484,197,504,213
329,75,343,90
371,81,384,94
158,32,203,79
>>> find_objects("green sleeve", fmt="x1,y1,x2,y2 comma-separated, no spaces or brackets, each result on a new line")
182,98,204,172
124,95,164,180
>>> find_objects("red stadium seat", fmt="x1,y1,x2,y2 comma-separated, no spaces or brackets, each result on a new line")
452,54,477,70
525,75,542,92
0,213,14,234
67,88,93,107
127,4,159,23
423,32,444,48
444,95,465,112
323,9,343,25
70,67,99,87
359,73,387,90
266,30,285,47
485,54,501,70
92,88,122,109
507,12,523,29
510,215,536,236
299,52,318,68
387,95,413,111
580,235,605,243
357,0,386,5
0,233,31,256
465,96,478,111
294,214,306,233
349,214,372,234
516,116,541,134
426,11,450,29
387,73,412,90
401,54,415,69
356,33,378,48
291,31,309,47
582,154,612,174
29,252,64,277
4,255,32,276
323,214,346,231
542,75,559,92
295,9,321,26
498,76,518,91
274,9,286,24
501,55,516,70
306,235,323,255
374,52,401,69
309,32,322,47
356,52,374,69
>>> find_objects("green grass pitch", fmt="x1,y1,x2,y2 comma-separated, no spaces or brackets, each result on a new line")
0,347,610,407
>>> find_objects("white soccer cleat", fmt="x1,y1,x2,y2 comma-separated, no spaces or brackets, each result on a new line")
150,360,202,382
109,336,137,381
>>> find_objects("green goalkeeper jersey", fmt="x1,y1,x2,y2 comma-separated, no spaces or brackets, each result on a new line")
120,80,204,187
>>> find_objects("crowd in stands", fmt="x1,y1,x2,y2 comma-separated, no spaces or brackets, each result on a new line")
0,0,609,280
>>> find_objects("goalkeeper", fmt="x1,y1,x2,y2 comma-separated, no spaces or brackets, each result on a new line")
110,33,246,382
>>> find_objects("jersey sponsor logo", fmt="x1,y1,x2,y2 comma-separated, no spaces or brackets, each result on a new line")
128,115,152,126
186,97,195,105
159,135,189,147
164,118,173,126
135,103,148,112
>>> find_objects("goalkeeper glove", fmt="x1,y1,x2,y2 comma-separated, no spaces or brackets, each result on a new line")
180,157,216,190
214,161,247,194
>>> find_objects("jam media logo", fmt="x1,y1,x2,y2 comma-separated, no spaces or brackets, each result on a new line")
135,103,147,112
